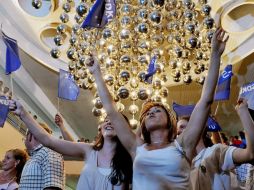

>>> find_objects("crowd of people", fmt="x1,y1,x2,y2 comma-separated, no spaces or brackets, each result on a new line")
1,28,254,190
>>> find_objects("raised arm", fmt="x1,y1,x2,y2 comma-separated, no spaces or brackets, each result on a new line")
233,99,254,164
9,100,91,158
87,55,141,157
178,28,229,160
55,113,75,142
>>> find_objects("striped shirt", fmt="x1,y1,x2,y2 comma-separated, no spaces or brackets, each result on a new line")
19,144,65,190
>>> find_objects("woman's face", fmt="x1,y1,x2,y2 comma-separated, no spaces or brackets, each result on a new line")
1,151,17,171
144,106,168,131
177,119,188,135
100,118,117,138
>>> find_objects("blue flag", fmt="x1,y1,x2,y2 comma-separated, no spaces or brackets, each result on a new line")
144,56,157,84
172,102,195,118
173,102,221,131
207,117,221,132
58,69,80,101
81,0,116,28
1,31,21,74
0,96,9,127
239,81,254,110
214,65,233,101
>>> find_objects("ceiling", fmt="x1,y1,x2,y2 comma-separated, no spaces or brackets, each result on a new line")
0,0,254,139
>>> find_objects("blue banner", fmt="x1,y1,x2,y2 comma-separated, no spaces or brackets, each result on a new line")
58,69,80,101
214,65,233,101
239,81,254,110
1,31,21,74
0,96,9,127
81,0,116,28
144,56,157,84
173,102,221,131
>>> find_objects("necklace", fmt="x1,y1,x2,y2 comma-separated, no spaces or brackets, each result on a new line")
150,141,169,145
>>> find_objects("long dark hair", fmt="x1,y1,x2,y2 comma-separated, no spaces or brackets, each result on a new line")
93,115,133,188
8,149,28,183
140,102,177,144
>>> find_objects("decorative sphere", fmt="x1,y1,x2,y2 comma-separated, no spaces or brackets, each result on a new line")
120,55,131,65
69,36,78,46
62,3,71,13
60,13,69,23
119,70,131,83
136,23,149,35
92,107,102,117
130,91,138,101
72,24,81,35
117,87,129,99
149,11,162,25
104,75,115,86
130,119,138,129
56,24,66,34
137,41,150,54
196,76,205,85
32,0,42,9
183,75,192,84
67,48,77,60
119,29,131,40
171,69,181,78
102,28,113,40
137,71,146,82
94,98,103,109
116,102,125,112
74,14,83,24
76,3,88,17
85,55,94,67
138,89,148,100
152,79,162,89
160,87,168,97
202,4,211,16
120,16,132,28
137,9,148,21
186,23,195,34
54,35,63,46
152,0,165,8
50,48,61,59
187,36,198,48
137,54,149,65
138,0,148,6
121,4,132,15
203,17,214,29
129,104,139,115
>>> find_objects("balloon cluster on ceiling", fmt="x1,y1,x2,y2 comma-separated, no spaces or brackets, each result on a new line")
33,0,215,128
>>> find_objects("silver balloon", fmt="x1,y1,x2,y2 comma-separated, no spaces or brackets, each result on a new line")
119,70,131,83
129,104,139,115
187,36,198,48
56,24,66,34
120,16,132,28
69,36,78,46
138,89,148,100
137,9,148,21
50,48,61,59
196,76,205,85
120,55,131,65
117,87,129,99
62,3,71,13
76,3,88,17
138,0,148,6
119,29,131,40
151,0,165,9
67,48,78,60
137,71,146,82
104,74,115,86
121,4,132,15
94,97,103,109
183,74,192,84
92,107,102,117
102,28,114,40
201,4,211,16
72,24,81,35
160,87,168,97
74,14,83,24
137,54,149,66
32,0,42,9
203,17,214,29
149,11,162,25
60,13,69,23
54,35,63,46
136,23,149,36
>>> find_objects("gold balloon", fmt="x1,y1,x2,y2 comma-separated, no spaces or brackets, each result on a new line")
130,78,139,88
92,107,102,117
120,16,132,28
183,74,192,84
129,104,139,114
151,95,162,102
104,74,115,86
137,9,148,21
116,102,125,112
117,87,130,99
130,119,138,129
119,29,131,40
149,11,162,25
152,79,162,89
130,91,138,101
138,88,148,100
121,4,133,15
120,55,132,65
119,70,131,83
160,87,169,97
94,97,103,109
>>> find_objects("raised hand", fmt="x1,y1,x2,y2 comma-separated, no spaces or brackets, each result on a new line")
86,52,101,75
235,98,248,112
211,28,229,56
8,99,24,117
55,114,64,128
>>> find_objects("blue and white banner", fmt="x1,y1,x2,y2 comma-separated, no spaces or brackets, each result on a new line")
144,56,157,84
81,0,116,28
0,96,9,127
214,65,233,101
0,30,21,74
239,81,254,110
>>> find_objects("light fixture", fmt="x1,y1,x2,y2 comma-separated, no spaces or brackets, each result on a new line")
36,0,215,128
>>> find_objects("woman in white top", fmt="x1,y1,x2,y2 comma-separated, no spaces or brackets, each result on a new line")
87,28,229,190
9,103,132,190
0,149,28,190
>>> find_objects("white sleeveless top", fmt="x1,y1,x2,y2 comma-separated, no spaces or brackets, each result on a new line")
0,181,18,190
133,140,190,190
76,150,125,190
